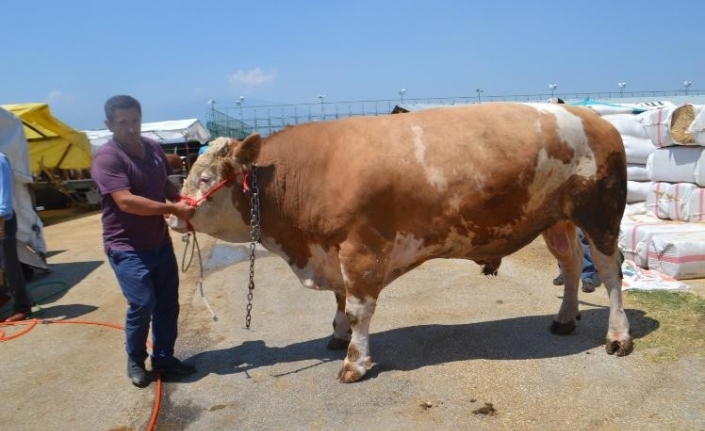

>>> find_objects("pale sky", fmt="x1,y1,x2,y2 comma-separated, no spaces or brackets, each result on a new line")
2,0,702,129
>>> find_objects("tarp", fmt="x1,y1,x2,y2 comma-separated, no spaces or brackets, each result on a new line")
1,103,92,174
85,118,211,152
569,98,653,115
0,107,48,270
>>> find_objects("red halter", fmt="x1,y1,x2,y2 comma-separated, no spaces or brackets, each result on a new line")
177,171,245,207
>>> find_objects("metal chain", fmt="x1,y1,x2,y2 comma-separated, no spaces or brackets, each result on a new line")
245,167,260,330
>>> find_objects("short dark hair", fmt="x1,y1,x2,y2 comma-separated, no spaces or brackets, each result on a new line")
104,95,142,121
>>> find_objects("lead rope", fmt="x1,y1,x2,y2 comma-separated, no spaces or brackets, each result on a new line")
181,231,218,322
245,166,260,330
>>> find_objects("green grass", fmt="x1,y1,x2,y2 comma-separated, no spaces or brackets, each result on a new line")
625,291,705,362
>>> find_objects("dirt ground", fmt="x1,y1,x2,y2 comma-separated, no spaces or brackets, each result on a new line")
1,210,704,431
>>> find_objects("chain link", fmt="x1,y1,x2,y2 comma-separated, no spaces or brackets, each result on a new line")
245,167,260,329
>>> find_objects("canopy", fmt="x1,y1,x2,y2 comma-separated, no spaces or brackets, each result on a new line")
85,118,211,151
1,103,92,173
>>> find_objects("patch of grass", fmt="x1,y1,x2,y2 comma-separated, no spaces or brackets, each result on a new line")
625,291,705,362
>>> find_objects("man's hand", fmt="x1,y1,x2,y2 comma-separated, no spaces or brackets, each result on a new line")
171,201,196,221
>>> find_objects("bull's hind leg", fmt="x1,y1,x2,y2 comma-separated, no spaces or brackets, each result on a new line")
327,292,351,350
542,221,583,334
587,240,633,356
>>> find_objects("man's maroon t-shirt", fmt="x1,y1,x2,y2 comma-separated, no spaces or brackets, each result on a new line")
91,138,174,252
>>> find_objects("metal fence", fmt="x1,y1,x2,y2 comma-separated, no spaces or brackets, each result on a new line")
206,89,704,139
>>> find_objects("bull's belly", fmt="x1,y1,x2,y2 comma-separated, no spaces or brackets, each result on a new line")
263,229,543,293
388,230,541,273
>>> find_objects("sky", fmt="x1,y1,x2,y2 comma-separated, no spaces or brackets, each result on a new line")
2,0,703,131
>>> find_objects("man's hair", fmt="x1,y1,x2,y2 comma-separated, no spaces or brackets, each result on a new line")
104,95,141,121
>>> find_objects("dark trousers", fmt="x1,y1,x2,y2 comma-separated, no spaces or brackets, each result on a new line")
107,243,180,365
1,213,32,310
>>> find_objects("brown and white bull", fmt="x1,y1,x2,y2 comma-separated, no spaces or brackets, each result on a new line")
173,102,632,383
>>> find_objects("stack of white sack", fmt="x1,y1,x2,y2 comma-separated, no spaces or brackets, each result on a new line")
619,202,705,279
616,103,705,279
643,104,705,222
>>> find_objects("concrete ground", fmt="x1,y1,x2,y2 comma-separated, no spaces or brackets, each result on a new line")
1,211,704,431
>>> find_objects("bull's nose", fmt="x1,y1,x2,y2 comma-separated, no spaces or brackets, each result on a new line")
166,214,188,232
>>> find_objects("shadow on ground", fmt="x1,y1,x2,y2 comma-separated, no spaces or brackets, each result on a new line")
26,260,103,305
182,308,657,383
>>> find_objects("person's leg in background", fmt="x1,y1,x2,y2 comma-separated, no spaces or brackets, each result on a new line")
1,214,33,322
578,229,601,293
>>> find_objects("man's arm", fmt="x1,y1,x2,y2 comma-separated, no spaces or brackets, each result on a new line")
110,190,194,220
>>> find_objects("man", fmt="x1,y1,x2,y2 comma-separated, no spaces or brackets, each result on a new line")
91,95,197,388
0,152,33,322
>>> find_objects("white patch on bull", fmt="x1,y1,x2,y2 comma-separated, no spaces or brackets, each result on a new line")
340,264,353,288
287,243,342,291
411,125,448,191
525,103,594,155
438,226,477,252
448,192,462,212
388,232,429,273
177,144,253,243
346,295,376,320
189,184,251,242
520,104,598,214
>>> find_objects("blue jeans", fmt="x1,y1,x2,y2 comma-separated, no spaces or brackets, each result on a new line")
577,230,597,282
107,243,180,365
557,229,598,283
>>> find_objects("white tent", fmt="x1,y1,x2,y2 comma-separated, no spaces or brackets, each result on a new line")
84,118,211,152
0,107,48,271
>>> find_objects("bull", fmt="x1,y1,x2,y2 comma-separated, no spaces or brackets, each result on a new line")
172,102,632,383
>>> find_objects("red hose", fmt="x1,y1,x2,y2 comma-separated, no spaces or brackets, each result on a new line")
0,318,163,431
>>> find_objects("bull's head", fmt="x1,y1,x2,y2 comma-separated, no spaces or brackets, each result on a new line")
169,133,262,243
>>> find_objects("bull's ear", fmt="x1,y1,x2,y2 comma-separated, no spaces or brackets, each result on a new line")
232,133,262,165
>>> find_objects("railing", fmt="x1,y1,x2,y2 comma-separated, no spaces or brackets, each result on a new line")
206,89,704,138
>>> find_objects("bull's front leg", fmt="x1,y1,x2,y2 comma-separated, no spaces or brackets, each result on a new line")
337,294,377,383
327,292,352,350
336,229,387,382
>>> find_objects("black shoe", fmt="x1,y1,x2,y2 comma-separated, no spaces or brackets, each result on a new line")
552,273,565,285
581,279,596,293
128,360,150,388
153,357,196,378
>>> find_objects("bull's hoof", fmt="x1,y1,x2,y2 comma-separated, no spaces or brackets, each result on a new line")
605,337,634,356
550,319,577,335
326,336,350,350
337,366,365,383
337,357,373,383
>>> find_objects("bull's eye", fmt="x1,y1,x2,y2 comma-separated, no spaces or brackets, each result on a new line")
194,175,212,190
